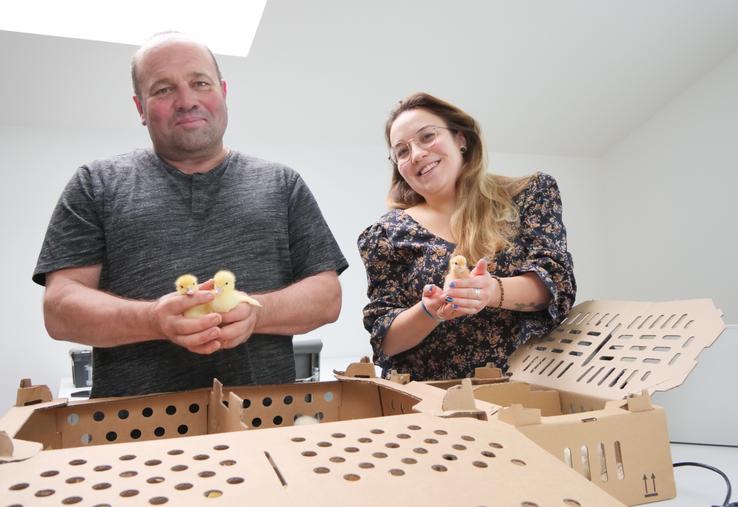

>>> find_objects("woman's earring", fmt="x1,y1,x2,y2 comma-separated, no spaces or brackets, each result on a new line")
460,146,467,154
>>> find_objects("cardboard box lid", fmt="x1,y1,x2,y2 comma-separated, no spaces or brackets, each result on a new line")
0,412,625,506
507,299,725,400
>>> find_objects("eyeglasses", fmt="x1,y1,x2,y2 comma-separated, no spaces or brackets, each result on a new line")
389,125,451,165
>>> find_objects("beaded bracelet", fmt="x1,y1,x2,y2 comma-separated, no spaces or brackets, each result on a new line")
490,275,504,309
420,300,444,322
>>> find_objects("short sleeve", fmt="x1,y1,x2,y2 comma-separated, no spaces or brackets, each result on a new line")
357,221,409,365
287,174,348,281
32,166,105,286
512,173,576,324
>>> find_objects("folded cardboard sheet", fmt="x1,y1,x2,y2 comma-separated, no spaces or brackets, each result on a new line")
1,412,624,506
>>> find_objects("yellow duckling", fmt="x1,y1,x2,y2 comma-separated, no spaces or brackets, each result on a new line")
437,255,471,318
174,274,213,317
210,270,262,313
175,274,199,295
445,254,470,286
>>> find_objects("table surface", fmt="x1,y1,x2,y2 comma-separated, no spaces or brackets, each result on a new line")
661,442,737,506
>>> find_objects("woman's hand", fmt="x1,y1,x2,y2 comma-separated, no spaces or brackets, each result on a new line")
420,283,448,321
441,258,497,317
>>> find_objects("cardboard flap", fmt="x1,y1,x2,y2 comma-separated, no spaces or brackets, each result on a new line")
497,404,542,426
626,390,653,413
344,361,377,379
0,430,11,456
441,379,477,411
0,413,625,506
0,431,43,463
474,363,503,379
508,299,725,400
473,382,562,416
208,378,249,434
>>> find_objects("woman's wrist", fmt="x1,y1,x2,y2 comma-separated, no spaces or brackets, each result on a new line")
487,275,504,309
419,300,444,323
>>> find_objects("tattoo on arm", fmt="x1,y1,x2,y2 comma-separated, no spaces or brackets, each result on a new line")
514,302,548,311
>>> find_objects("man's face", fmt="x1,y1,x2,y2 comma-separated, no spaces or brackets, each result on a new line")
133,40,228,161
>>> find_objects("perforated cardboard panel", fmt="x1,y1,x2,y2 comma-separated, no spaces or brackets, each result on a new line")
508,299,725,400
1,413,624,506
2,380,422,453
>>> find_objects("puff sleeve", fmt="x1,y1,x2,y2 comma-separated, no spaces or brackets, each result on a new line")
512,173,576,328
357,221,411,365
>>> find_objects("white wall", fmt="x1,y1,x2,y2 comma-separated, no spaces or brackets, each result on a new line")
600,48,738,322
0,125,149,409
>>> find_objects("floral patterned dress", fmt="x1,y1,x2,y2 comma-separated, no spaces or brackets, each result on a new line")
357,172,576,380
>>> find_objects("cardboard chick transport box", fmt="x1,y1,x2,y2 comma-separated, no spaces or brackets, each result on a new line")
463,299,726,506
0,371,626,506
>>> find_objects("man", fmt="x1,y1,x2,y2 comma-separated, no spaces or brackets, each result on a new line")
32,33,348,397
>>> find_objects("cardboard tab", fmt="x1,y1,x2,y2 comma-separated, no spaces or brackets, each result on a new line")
15,378,52,407
474,363,503,379
208,378,249,434
344,361,377,379
626,390,653,413
442,378,477,411
497,404,542,426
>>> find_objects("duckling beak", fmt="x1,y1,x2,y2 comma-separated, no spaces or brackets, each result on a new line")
186,288,195,295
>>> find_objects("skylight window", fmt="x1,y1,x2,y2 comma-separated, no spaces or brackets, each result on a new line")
0,0,267,57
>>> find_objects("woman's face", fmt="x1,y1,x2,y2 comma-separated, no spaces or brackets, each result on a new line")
389,108,466,203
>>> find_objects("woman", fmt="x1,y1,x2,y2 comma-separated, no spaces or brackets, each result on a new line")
358,92,576,380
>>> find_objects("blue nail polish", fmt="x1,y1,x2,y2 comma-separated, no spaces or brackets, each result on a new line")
445,296,454,303
449,281,456,288
452,304,459,309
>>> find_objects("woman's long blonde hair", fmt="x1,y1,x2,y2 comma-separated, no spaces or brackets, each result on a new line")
385,92,530,263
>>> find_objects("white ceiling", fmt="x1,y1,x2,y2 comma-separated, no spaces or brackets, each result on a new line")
3,0,738,157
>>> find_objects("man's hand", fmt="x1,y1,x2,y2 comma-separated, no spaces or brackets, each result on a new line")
216,300,262,349
150,288,223,355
